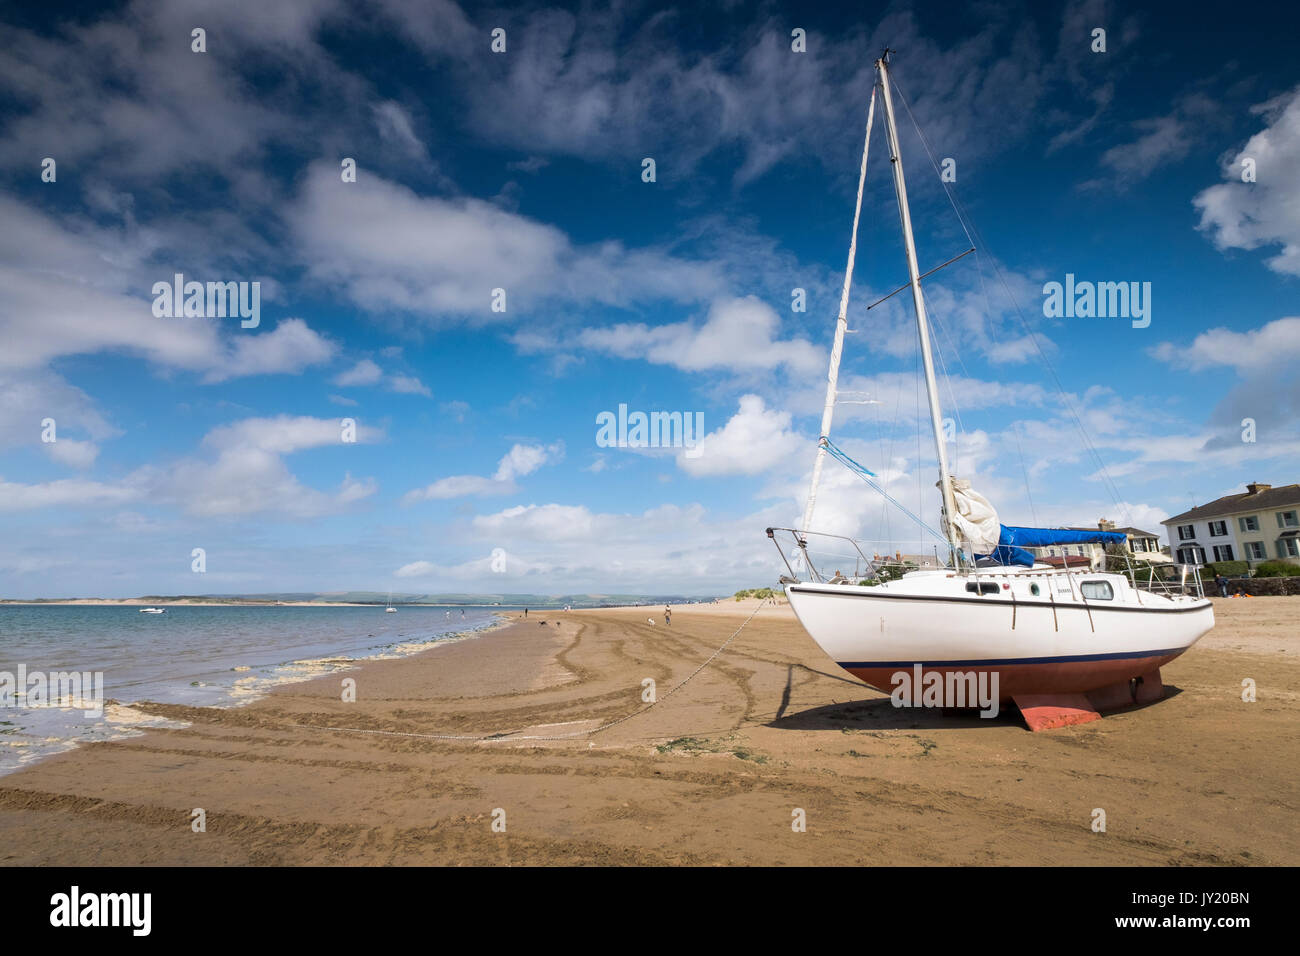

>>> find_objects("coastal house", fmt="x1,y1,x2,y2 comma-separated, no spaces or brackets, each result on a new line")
1161,482,1300,567
1027,519,1168,567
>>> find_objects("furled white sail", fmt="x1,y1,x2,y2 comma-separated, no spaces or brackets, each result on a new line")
944,478,1000,555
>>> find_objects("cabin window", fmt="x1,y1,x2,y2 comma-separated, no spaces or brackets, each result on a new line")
1029,583,1040,596
1080,581,1114,601
964,582,1000,596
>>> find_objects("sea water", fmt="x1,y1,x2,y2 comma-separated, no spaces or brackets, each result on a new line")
0,604,508,775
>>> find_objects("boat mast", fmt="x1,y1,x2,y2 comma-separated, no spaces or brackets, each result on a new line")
800,86,877,537
875,53,962,565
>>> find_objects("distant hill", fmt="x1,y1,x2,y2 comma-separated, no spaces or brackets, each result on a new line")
226,592,719,606
5,592,721,607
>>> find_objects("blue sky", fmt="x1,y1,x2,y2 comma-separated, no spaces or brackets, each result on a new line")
1,0,1298,597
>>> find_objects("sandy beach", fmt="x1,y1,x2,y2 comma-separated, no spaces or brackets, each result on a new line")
1,597,1296,866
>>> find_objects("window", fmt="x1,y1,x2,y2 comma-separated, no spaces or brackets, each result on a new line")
965,582,1000,596
1177,546,1206,565
1208,521,1228,537
1246,542,1266,560
1278,511,1299,529
1213,545,1234,562
1177,525,1195,540
1029,583,1040,596
1280,539,1300,559
1239,516,1260,533
1080,581,1114,601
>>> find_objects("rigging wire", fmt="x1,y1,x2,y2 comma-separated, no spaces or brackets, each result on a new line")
822,439,949,549
889,73,1134,528
1012,419,1040,526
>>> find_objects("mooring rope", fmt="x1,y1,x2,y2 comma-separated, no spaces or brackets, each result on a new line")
276,602,769,743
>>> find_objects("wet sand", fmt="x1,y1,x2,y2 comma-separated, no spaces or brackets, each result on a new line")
1,597,1295,865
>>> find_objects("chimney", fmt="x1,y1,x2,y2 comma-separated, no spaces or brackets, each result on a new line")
1098,518,1116,532
1247,482,1272,495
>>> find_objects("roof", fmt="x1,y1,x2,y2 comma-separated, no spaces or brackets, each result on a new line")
1164,484,1300,524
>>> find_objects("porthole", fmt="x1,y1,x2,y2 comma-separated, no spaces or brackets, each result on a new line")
1029,583,1040,596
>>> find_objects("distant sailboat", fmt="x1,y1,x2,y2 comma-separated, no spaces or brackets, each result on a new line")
385,590,396,613
139,607,166,614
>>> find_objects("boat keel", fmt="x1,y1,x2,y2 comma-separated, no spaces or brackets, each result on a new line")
1014,668,1165,731
1014,694,1101,731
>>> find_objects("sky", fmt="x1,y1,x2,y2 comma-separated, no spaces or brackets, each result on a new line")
1,0,1298,598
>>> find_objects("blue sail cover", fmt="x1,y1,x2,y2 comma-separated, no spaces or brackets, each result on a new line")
976,526,1128,568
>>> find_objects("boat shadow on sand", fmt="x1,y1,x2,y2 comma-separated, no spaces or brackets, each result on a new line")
767,668,1184,732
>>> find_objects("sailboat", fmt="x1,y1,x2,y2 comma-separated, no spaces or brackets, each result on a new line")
773,52,1214,731
385,590,396,613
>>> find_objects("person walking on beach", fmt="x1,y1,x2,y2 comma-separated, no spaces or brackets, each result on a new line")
664,605,671,626
1215,573,1228,598
524,607,528,618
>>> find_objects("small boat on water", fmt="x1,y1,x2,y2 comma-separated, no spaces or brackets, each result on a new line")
138,607,166,614
385,590,396,612
775,52,1213,731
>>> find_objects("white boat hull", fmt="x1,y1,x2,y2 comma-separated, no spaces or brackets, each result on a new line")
786,569,1214,701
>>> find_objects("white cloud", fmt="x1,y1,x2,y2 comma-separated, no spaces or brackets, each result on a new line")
43,439,100,470
677,395,803,477
405,475,507,501
373,100,431,164
1194,85,1300,276
0,1,338,180
1151,317,1300,373
494,442,563,481
570,296,822,375
440,400,470,422
289,163,723,319
0,477,138,512
387,373,432,396
334,359,384,386
202,415,374,455
1085,94,1218,188
0,197,334,382
205,318,336,382
156,415,380,518
385,499,782,593
472,503,596,541
0,368,116,452
333,358,431,396
382,5,1053,190
404,442,563,502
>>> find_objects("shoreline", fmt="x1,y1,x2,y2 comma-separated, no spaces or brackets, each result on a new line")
0,601,719,608
0,600,516,607
0,611,514,778
0,599,1294,865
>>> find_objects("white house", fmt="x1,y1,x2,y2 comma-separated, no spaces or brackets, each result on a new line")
1161,482,1300,567
1027,519,1169,567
